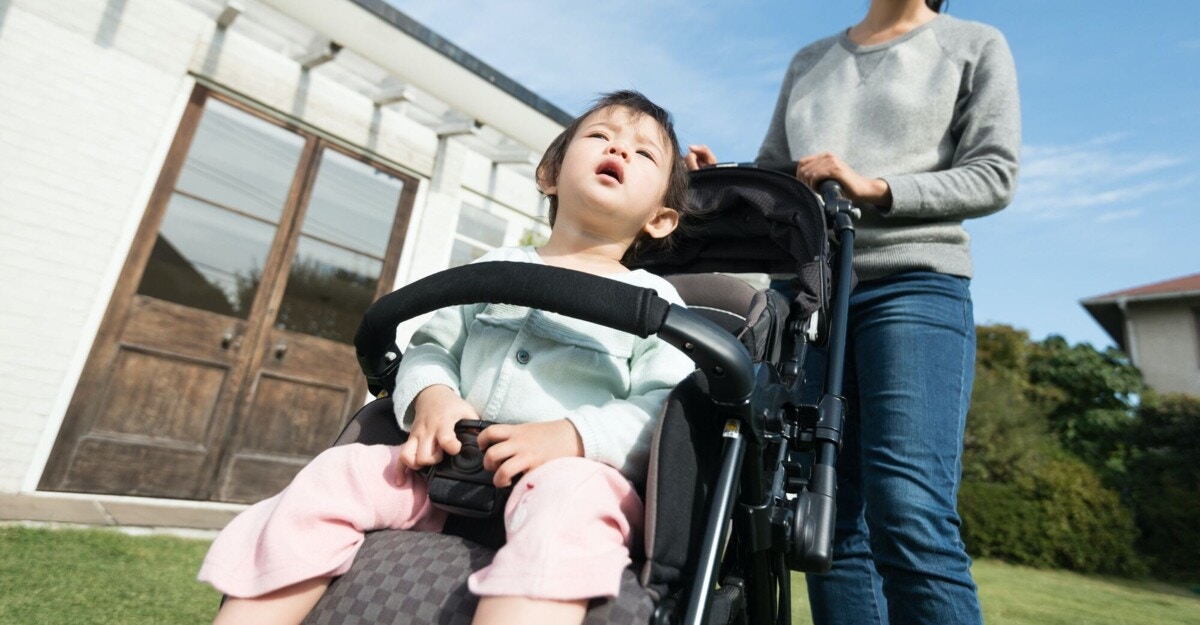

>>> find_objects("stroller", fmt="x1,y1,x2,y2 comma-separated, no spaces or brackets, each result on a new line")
300,164,859,625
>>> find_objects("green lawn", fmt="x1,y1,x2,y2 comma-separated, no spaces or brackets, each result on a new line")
789,560,1200,625
0,526,221,625
2,525,1196,624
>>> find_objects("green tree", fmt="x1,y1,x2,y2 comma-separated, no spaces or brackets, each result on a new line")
1027,335,1145,482
961,325,1146,577
964,325,1049,482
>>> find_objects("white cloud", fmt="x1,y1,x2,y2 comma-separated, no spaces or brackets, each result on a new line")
1010,137,1190,220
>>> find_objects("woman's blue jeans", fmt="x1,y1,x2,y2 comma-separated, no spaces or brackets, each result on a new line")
790,271,983,625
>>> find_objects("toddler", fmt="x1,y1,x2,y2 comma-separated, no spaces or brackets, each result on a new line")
199,90,696,625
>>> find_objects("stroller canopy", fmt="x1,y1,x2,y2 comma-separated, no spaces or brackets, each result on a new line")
629,166,831,319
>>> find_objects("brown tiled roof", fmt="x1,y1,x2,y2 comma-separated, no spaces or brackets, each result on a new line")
1083,272,1200,303
1080,271,1200,351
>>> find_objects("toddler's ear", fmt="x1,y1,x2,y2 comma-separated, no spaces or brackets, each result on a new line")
536,162,557,196
643,206,680,239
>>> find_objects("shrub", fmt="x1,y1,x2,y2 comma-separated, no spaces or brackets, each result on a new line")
1129,392,1200,582
959,480,1048,566
960,454,1146,576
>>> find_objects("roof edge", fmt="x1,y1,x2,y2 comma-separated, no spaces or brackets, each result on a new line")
259,0,570,150
1081,288,1200,306
349,0,574,126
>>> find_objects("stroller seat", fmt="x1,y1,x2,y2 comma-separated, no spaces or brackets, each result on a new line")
304,273,788,625
298,165,858,625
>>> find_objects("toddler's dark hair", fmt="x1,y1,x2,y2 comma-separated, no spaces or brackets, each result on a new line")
536,90,690,263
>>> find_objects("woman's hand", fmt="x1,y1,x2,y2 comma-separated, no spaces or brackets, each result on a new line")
685,144,718,171
396,385,473,485
797,152,893,207
477,420,585,488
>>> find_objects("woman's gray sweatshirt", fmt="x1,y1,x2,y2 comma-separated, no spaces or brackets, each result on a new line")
757,14,1021,281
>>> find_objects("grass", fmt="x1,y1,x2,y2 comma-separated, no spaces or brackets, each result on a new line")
0,526,220,625
789,559,1200,625
971,559,1200,625
1,525,1197,624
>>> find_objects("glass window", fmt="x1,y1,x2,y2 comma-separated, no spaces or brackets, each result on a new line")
275,237,383,344
301,149,403,258
274,149,405,344
174,99,304,224
449,204,507,267
137,103,304,316
137,194,277,317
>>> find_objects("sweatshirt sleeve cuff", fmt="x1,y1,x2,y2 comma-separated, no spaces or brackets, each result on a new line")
390,367,460,431
879,174,919,216
564,410,648,484
565,413,603,463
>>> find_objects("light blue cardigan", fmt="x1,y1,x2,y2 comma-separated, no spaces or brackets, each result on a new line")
391,246,695,484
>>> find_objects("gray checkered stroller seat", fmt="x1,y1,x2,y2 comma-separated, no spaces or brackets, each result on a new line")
302,165,859,625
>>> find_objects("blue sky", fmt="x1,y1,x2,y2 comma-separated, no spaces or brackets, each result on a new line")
386,0,1199,349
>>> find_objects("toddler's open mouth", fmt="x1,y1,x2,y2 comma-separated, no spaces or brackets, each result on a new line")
596,160,624,183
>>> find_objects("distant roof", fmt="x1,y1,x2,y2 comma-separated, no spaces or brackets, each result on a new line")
1080,272,1200,351
1082,272,1200,304
349,0,574,127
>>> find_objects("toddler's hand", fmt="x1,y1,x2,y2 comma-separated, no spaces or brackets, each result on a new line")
396,385,474,485
476,420,585,488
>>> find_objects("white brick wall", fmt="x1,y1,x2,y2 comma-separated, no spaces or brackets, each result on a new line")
0,0,553,494
0,0,207,492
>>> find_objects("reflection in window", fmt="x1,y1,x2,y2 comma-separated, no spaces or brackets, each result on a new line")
449,205,507,267
174,99,304,224
137,99,303,317
449,239,490,267
276,238,382,345
302,149,402,257
275,149,404,344
137,194,276,318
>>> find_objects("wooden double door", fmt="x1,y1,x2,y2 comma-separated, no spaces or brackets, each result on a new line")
40,88,417,503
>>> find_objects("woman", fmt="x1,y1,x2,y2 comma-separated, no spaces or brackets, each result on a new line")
688,1,1020,623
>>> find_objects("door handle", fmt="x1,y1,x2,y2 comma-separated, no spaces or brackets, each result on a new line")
274,343,288,359
221,331,236,349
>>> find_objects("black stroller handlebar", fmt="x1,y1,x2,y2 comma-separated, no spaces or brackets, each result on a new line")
713,161,853,218
818,179,844,200
354,261,755,405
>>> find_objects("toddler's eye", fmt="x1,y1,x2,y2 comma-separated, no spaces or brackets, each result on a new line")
637,149,656,162
589,132,608,140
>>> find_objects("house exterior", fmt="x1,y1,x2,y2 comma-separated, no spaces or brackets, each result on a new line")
1081,273,1200,397
0,0,571,505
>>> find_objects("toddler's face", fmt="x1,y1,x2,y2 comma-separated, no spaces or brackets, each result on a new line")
547,106,676,241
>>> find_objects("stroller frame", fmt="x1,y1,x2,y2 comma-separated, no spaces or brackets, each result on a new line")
341,166,858,625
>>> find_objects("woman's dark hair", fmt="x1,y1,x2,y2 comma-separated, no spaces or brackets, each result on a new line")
927,0,947,12
535,90,690,262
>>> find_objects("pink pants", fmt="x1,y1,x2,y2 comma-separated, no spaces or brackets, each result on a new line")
198,444,642,601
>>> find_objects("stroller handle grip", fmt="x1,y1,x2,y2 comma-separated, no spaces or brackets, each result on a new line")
354,262,754,402
723,161,847,209
819,179,844,200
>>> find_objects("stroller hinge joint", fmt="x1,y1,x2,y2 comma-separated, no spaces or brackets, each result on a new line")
735,501,779,554
815,394,846,448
